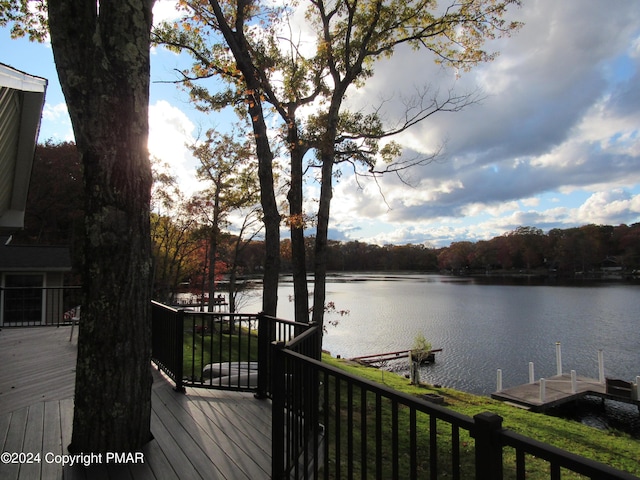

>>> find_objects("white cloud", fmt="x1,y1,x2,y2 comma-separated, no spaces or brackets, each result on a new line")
520,197,540,208
152,0,183,24
42,102,68,121
576,190,640,225
39,103,73,141
148,100,202,196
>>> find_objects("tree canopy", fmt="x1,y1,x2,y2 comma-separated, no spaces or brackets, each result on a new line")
153,0,522,334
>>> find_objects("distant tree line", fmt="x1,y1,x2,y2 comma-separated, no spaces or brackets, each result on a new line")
282,224,640,276
435,225,640,275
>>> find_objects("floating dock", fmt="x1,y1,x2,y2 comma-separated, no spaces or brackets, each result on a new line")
492,374,606,411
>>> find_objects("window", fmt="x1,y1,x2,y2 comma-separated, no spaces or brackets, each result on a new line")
3,274,44,325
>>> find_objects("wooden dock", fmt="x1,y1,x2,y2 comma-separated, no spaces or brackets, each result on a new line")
351,348,442,367
492,374,640,412
0,326,272,479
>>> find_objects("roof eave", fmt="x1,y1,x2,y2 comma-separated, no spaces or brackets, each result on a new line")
0,63,48,233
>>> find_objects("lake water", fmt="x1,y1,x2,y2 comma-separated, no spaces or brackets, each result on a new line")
241,273,640,434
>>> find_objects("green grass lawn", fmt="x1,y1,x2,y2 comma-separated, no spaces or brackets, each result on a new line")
322,354,640,479
182,326,259,381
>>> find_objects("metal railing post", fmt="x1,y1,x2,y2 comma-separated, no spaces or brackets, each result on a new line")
256,312,270,399
174,308,186,393
271,341,286,479
473,411,504,480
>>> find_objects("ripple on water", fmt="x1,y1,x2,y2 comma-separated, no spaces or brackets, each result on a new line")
547,396,640,438
244,274,640,437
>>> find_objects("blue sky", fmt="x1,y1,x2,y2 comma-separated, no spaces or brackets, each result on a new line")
2,0,639,247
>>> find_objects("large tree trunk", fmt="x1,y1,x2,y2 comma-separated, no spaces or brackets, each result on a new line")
288,121,309,324
311,152,333,335
255,111,281,317
311,91,346,349
207,189,221,312
206,0,280,316
207,228,218,312
48,0,155,453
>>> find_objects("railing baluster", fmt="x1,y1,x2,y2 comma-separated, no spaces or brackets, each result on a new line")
189,314,196,384
361,387,367,479
452,424,460,480
335,377,341,480
376,393,382,477
207,313,214,386
392,399,399,479
256,313,268,398
323,370,330,480
305,365,320,480
410,408,417,480
174,308,185,393
516,449,525,480
199,314,205,383
271,341,285,479
430,413,438,479
347,382,354,480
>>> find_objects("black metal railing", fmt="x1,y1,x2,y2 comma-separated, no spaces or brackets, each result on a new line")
151,301,186,391
149,303,638,479
271,325,640,480
500,428,639,480
150,302,313,398
0,286,82,326
256,314,317,398
183,309,259,391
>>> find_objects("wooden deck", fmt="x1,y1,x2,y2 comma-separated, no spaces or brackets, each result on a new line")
0,326,272,479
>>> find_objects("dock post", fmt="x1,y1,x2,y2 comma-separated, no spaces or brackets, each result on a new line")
556,342,562,376
598,350,605,384
539,378,546,402
529,362,535,384
496,369,502,392
571,370,577,393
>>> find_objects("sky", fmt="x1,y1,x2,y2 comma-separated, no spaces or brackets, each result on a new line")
1,0,639,248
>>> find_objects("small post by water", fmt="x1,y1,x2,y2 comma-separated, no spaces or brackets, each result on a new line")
496,369,502,392
529,362,535,384
571,370,577,394
539,378,546,402
556,342,562,376
409,350,420,385
598,349,605,384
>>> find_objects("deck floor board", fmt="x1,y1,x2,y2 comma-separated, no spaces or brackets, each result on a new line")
0,327,272,479
153,386,250,479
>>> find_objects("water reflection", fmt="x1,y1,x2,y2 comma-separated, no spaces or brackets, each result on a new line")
241,273,640,436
